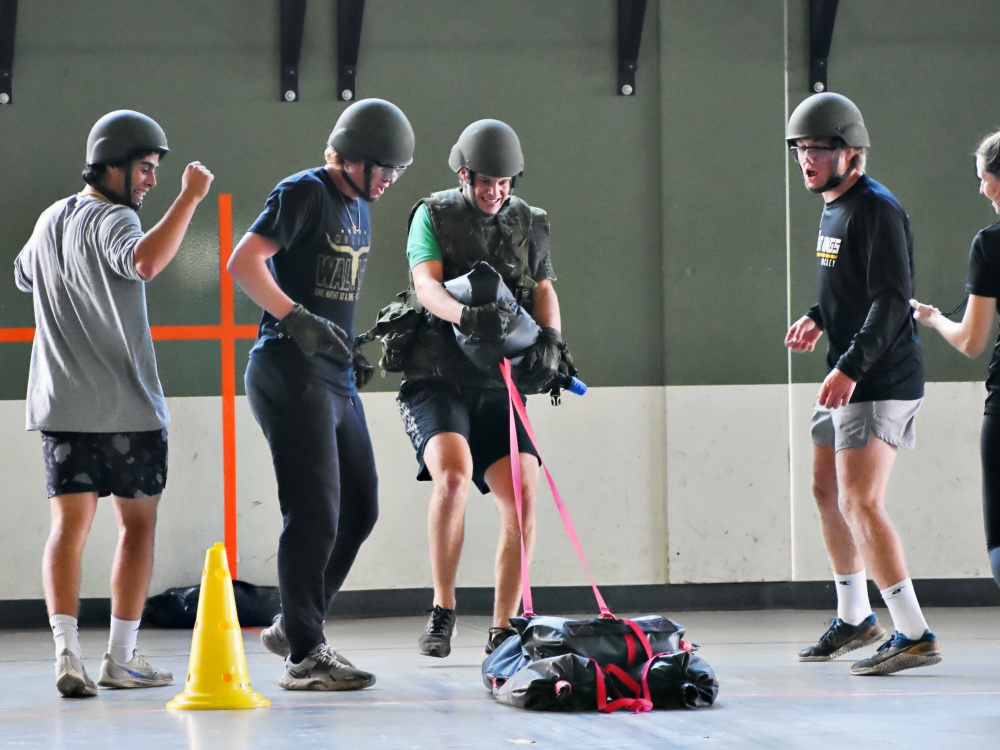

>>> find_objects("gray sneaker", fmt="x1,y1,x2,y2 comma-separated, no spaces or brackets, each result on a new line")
261,615,290,657
97,651,173,688
55,649,97,698
260,615,354,666
278,643,375,691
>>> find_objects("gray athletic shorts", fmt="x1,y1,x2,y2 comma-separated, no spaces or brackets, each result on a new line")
811,399,921,452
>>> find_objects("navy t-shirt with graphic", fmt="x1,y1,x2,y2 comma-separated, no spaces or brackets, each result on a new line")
248,167,370,395
966,220,1000,414
804,174,924,402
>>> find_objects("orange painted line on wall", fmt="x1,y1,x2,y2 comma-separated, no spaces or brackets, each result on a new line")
1,325,257,342
2,194,256,580
0,329,35,343
218,193,241,578
151,325,257,340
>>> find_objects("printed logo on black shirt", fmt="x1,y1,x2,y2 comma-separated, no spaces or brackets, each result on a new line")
314,230,369,302
816,235,842,268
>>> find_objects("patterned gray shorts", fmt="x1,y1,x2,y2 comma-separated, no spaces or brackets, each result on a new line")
40,429,168,499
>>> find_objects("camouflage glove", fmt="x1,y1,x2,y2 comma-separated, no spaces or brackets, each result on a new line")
276,304,351,361
458,302,512,342
515,327,563,394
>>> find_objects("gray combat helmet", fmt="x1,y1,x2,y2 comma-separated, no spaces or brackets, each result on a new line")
449,119,524,178
86,110,169,165
328,98,415,167
786,92,870,148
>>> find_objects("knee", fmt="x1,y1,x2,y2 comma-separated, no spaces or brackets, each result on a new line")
812,478,838,510
837,492,878,525
433,469,472,504
495,497,535,537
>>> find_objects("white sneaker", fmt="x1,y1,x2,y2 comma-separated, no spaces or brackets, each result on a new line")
97,651,172,688
260,615,290,657
55,649,97,698
278,644,374,691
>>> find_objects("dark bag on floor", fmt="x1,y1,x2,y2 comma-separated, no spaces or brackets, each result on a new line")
480,361,720,713
143,580,280,628
482,613,718,713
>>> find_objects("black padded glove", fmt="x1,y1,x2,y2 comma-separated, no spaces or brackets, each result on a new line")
515,327,563,394
458,302,511,342
352,338,374,389
276,304,351,360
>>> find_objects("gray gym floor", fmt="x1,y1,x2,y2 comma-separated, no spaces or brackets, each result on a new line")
0,607,996,749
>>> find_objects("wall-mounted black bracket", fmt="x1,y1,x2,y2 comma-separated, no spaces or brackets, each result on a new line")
336,0,364,102
0,0,17,105
279,0,306,102
808,0,839,94
617,0,647,96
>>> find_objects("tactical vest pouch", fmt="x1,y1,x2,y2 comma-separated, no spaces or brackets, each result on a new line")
373,289,425,373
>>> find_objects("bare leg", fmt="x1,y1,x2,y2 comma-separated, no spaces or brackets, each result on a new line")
812,444,864,575
484,453,538,628
109,495,160,620
835,437,908,589
423,433,473,610
43,493,99,617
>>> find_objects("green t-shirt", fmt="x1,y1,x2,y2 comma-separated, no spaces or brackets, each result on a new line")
406,203,441,268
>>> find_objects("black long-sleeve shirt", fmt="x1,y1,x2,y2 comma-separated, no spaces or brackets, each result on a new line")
805,174,924,402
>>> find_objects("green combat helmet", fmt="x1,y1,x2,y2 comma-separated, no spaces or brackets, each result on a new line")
448,119,524,179
328,98,414,201
786,92,870,148
328,98,415,168
86,110,169,166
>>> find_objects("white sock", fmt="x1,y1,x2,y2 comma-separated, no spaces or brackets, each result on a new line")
108,617,141,663
880,579,929,640
834,569,873,625
50,614,82,660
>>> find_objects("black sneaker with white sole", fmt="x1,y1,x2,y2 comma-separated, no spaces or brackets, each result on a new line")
797,614,886,661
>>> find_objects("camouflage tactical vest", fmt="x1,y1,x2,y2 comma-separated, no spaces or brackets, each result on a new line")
399,190,546,386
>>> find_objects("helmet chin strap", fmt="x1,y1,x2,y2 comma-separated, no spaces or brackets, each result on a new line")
809,170,845,194
808,145,850,195
340,164,376,203
95,164,142,210
460,171,509,217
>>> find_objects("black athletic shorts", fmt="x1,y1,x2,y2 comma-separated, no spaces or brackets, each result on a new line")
40,429,169,499
396,379,539,495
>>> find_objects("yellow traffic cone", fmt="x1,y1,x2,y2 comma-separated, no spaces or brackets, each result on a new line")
167,542,270,710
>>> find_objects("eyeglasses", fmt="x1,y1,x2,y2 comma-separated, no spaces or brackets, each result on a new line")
789,145,840,164
369,160,408,182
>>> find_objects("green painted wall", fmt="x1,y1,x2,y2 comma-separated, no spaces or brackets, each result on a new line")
1,1,998,399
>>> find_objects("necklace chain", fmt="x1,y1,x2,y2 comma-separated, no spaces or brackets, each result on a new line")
339,189,360,233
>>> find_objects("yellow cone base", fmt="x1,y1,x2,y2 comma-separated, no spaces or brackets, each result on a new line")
167,543,270,711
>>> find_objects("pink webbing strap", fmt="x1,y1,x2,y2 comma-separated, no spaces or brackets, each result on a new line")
593,660,653,714
622,618,655,663
504,359,534,616
500,359,611,617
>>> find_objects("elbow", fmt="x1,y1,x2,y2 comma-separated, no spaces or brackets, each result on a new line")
226,251,248,282
134,260,158,282
963,341,986,359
